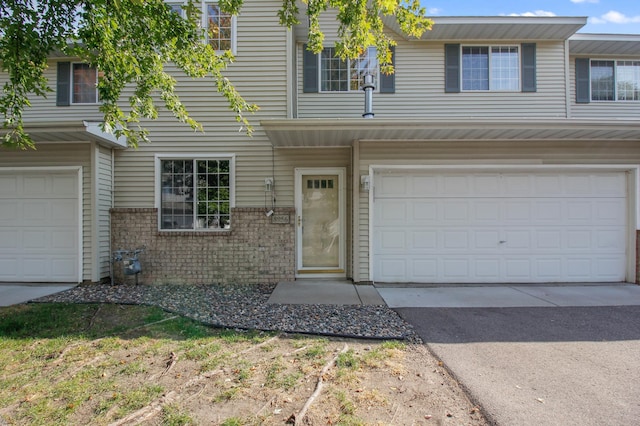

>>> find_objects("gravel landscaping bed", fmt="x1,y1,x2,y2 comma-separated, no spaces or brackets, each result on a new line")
33,283,422,342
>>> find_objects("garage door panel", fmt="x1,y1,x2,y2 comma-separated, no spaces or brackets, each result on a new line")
413,259,438,280
412,231,437,249
443,259,469,278
373,171,628,283
475,258,501,278
0,230,19,249
0,259,18,278
0,171,79,282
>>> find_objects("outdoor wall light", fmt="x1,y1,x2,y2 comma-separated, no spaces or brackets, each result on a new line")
361,175,370,192
264,177,274,192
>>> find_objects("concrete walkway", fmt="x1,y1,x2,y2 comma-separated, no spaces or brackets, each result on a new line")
4,280,640,309
268,280,640,308
267,280,385,305
377,283,640,308
0,283,77,307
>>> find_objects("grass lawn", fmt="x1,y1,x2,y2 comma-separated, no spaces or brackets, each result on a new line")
0,303,487,425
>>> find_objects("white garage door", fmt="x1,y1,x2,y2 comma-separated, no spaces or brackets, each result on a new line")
0,170,80,282
372,171,627,283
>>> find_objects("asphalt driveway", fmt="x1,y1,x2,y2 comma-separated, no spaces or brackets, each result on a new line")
397,305,640,425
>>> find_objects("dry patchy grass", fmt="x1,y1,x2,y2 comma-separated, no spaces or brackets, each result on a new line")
0,303,487,425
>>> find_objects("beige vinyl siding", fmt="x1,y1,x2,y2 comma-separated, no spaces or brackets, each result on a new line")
0,143,94,281
569,56,640,119
96,145,113,279
275,147,353,276
356,140,640,281
114,1,289,209
297,40,568,119
18,61,104,124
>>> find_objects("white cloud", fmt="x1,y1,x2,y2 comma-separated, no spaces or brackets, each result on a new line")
570,0,599,4
428,8,442,15
593,10,640,24
506,10,557,17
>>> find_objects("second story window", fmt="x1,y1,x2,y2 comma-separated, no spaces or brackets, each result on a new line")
591,60,640,102
462,45,520,91
72,63,99,104
167,1,235,52
320,47,378,92
205,3,232,51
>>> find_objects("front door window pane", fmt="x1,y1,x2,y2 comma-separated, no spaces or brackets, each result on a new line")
301,175,340,268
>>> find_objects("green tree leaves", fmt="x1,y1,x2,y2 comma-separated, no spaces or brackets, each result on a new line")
0,0,431,149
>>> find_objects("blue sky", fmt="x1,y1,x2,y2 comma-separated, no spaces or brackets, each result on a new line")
421,0,640,34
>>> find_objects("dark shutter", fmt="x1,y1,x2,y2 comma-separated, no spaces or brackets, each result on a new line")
444,44,460,93
56,61,71,106
521,43,536,92
575,58,591,103
302,44,319,93
379,46,395,93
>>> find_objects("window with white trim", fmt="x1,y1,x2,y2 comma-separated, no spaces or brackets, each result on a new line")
320,47,378,92
462,45,520,91
591,60,640,101
166,1,235,52
72,63,99,104
160,158,233,230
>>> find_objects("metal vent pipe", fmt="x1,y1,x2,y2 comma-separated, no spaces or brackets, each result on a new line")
362,74,375,119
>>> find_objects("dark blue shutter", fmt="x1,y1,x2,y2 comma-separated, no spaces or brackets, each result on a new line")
521,43,536,92
444,44,460,93
575,58,591,103
56,62,71,106
302,44,319,93
379,46,395,93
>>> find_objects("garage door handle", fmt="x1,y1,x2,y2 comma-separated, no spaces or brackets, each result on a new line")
499,240,507,244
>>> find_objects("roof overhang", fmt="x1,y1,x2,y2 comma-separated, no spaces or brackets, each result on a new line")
2,121,127,149
261,118,640,148
569,33,640,56
383,16,587,41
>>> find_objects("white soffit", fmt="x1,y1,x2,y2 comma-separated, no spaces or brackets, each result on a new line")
384,16,587,41
261,119,640,148
569,33,640,56
1,121,127,148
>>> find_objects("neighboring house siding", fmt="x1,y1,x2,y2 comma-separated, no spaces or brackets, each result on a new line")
356,140,640,281
0,144,94,281
297,41,567,119
569,56,640,119
114,1,289,209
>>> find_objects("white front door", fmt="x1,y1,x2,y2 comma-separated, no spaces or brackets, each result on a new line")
295,168,346,277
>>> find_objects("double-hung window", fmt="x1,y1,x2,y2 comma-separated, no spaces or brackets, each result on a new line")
56,62,100,106
320,47,379,92
72,63,99,104
159,157,234,230
462,45,520,91
167,1,235,52
590,60,640,101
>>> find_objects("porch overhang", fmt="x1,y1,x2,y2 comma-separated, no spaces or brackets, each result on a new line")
1,121,127,149
383,16,587,42
569,33,640,56
261,118,640,148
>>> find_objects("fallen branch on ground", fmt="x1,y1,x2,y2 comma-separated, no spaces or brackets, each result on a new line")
294,343,349,425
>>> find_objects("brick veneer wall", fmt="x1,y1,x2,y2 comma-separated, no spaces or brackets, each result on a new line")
111,207,295,285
